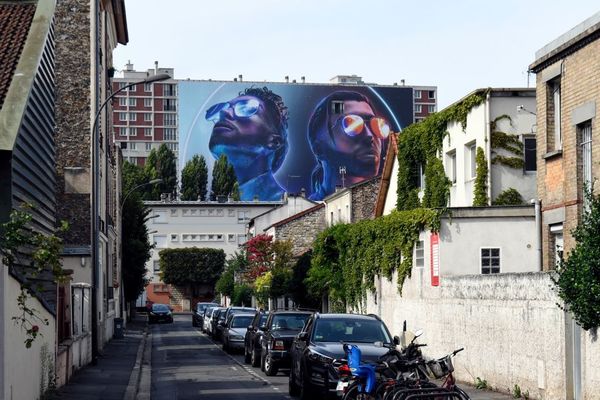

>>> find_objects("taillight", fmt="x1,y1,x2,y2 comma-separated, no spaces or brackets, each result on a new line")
273,340,284,350
337,364,351,377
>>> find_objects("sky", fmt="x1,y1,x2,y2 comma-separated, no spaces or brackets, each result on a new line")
114,1,599,109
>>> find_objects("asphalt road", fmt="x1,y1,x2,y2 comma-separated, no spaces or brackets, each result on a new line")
150,314,291,400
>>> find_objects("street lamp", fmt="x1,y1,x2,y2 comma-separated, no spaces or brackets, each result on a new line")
91,72,170,362
119,178,162,215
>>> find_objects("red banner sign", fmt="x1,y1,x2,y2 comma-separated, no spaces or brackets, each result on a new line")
430,233,440,286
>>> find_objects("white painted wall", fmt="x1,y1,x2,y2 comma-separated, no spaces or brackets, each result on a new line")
251,196,317,234
383,155,399,216
325,191,351,225
2,271,56,400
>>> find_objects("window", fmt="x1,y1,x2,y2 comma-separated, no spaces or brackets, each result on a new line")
481,248,500,274
579,122,592,204
119,82,127,90
332,101,344,114
129,127,137,136
164,128,177,141
164,114,177,126
548,79,562,151
152,210,167,223
330,211,334,225
153,260,160,272
523,137,537,172
447,152,457,184
414,240,425,268
164,99,177,111
170,234,178,242
428,105,436,113
228,234,236,242
414,90,422,99
238,234,247,245
129,142,137,150
428,90,435,99
153,235,167,248
144,113,152,121
166,142,178,152
128,98,136,107
217,209,224,216
145,142,152,151
119,112,127,121
128,156,138,164
119,97,127,106
346,204,350,221
550,224,563,269
467,143,476,179
119,127,127,136
144,128,152,137
163,84,177,97
170,209,178,216
144,98,152,107
228,209,235,217
144,83,152,92
129,112,136,122
415,104,422,113
237,211,250,223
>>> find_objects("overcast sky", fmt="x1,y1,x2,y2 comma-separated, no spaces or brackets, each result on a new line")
114,1,599,109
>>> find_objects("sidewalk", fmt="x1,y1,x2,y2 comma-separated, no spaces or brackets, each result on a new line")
51,315,147,400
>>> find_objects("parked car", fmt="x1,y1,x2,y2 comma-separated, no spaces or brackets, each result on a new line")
222,313,255,353
216,307,255,341
205,307,223,336
148,303,174,324
244,310,269,367
192,302,219,328
202,306,218,333
288,313,398,397
259,310,313,376
210,308,226,339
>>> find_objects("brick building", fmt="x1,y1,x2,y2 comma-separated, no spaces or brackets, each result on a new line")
529,12,600,272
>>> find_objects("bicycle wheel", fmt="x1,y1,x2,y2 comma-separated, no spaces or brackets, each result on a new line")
453,385,470,400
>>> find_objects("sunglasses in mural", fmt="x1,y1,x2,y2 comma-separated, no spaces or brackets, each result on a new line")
205,98,261,122
334,114,391,139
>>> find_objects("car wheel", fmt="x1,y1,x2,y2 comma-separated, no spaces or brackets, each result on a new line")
299,366,313,400
251,348,260,367
264,353,279,376
244,346,251,364
288,363,300,396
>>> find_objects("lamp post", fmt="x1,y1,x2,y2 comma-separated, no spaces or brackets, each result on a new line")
91,72,170,363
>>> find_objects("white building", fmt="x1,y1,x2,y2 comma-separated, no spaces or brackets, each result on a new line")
248,193,317,237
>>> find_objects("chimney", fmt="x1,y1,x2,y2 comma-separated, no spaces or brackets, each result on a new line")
301,76,305,83
292,79,297,83
283,192,288,202
126,60,133,71
238,74,243,82
285,76,289,83
335,185,343,193
401,79,405,86
233,77,238,82
197,194,202,202
300,188,306,198
160,193,166,203
154,61,158,75
217,195,227,203
253,195,259,202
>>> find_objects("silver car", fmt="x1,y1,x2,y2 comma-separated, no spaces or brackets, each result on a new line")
204,307,223,335
222,313,254,353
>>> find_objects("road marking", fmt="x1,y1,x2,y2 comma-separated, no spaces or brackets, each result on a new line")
231,366,238,371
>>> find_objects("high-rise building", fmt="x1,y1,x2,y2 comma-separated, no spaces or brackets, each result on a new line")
112,61,178,167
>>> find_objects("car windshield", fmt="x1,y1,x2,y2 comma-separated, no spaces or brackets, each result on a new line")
271,314,310,331
313,318,391,344
152,304,169,312
231,315,253,328
259,314,268,326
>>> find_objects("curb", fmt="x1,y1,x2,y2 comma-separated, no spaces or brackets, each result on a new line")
123,322,150,400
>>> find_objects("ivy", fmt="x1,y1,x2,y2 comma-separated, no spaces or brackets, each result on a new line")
551,185,600,330
0,204,69,348
307,208,441,310
473,147,489,206
493,188,524,205
490,115,525,169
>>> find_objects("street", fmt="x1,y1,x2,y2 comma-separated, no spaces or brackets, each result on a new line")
151,314,290,400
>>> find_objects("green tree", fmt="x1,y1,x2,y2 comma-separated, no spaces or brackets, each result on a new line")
215,268,234,298
232,284,253,306
552,186,600,330
290,251,320,309
181,154,208,201
145,144,177,200
160,248,226,296
473,147,489,206
122,161,152,199
210,154,238,200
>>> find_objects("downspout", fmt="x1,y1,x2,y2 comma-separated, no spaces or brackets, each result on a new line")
485,92,492,204
91,0,100,363
534,198,543,271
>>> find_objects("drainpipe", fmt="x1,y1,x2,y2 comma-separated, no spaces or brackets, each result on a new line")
485,92,492,204
533,198,543,271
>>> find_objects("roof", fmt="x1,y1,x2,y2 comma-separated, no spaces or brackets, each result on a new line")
530,12,600,72
315,313,380,320
374,133,398,217
111,0,128,45
266,202,325,230
248,195,318,223
0,2,36,110
323,174,382,202
144,200,283,207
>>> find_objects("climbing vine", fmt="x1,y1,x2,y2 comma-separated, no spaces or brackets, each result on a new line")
493,188,524,205
490,115,525,169
307,208,442,310
473,147,489,206
0,204,69,348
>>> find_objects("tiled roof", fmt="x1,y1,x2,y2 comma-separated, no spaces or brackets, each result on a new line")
0,2,36,110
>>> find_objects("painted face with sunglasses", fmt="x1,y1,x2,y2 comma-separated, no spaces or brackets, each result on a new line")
207,88,288,201
308,91,390,200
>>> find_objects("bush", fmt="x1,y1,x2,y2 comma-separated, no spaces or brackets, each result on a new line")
232,284,253,306
160,248,225,286
493,188,524,205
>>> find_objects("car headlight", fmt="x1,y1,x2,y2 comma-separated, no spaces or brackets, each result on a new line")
308,350,333,364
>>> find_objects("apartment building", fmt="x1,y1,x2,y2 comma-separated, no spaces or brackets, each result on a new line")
112,62,178,167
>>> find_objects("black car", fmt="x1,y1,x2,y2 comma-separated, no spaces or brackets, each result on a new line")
244,310,269,367
211,308,227,340
260,310,313,376
288,313,398,398
216,306,255,341
148,303,173,324
192,302,219,328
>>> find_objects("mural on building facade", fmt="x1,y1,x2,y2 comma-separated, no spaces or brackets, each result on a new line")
180,81,413,201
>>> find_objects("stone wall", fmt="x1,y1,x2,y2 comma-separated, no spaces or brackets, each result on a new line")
364,271,600,399
54,0,92,246
274,205,325,255
351,177,380,221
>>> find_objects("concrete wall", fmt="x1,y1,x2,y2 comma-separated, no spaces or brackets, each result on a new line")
365,270,600,399
251,196,316,234
270,205,325,255
2,272,56,400
325,191,351,225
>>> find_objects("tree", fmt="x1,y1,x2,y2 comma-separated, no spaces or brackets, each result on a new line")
210,154,237,200
244,234,275,281
145,144,177,200
122,161,152,199
290,251,320,309
160,248,226,296
181,155,208,201
552,186,600,330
